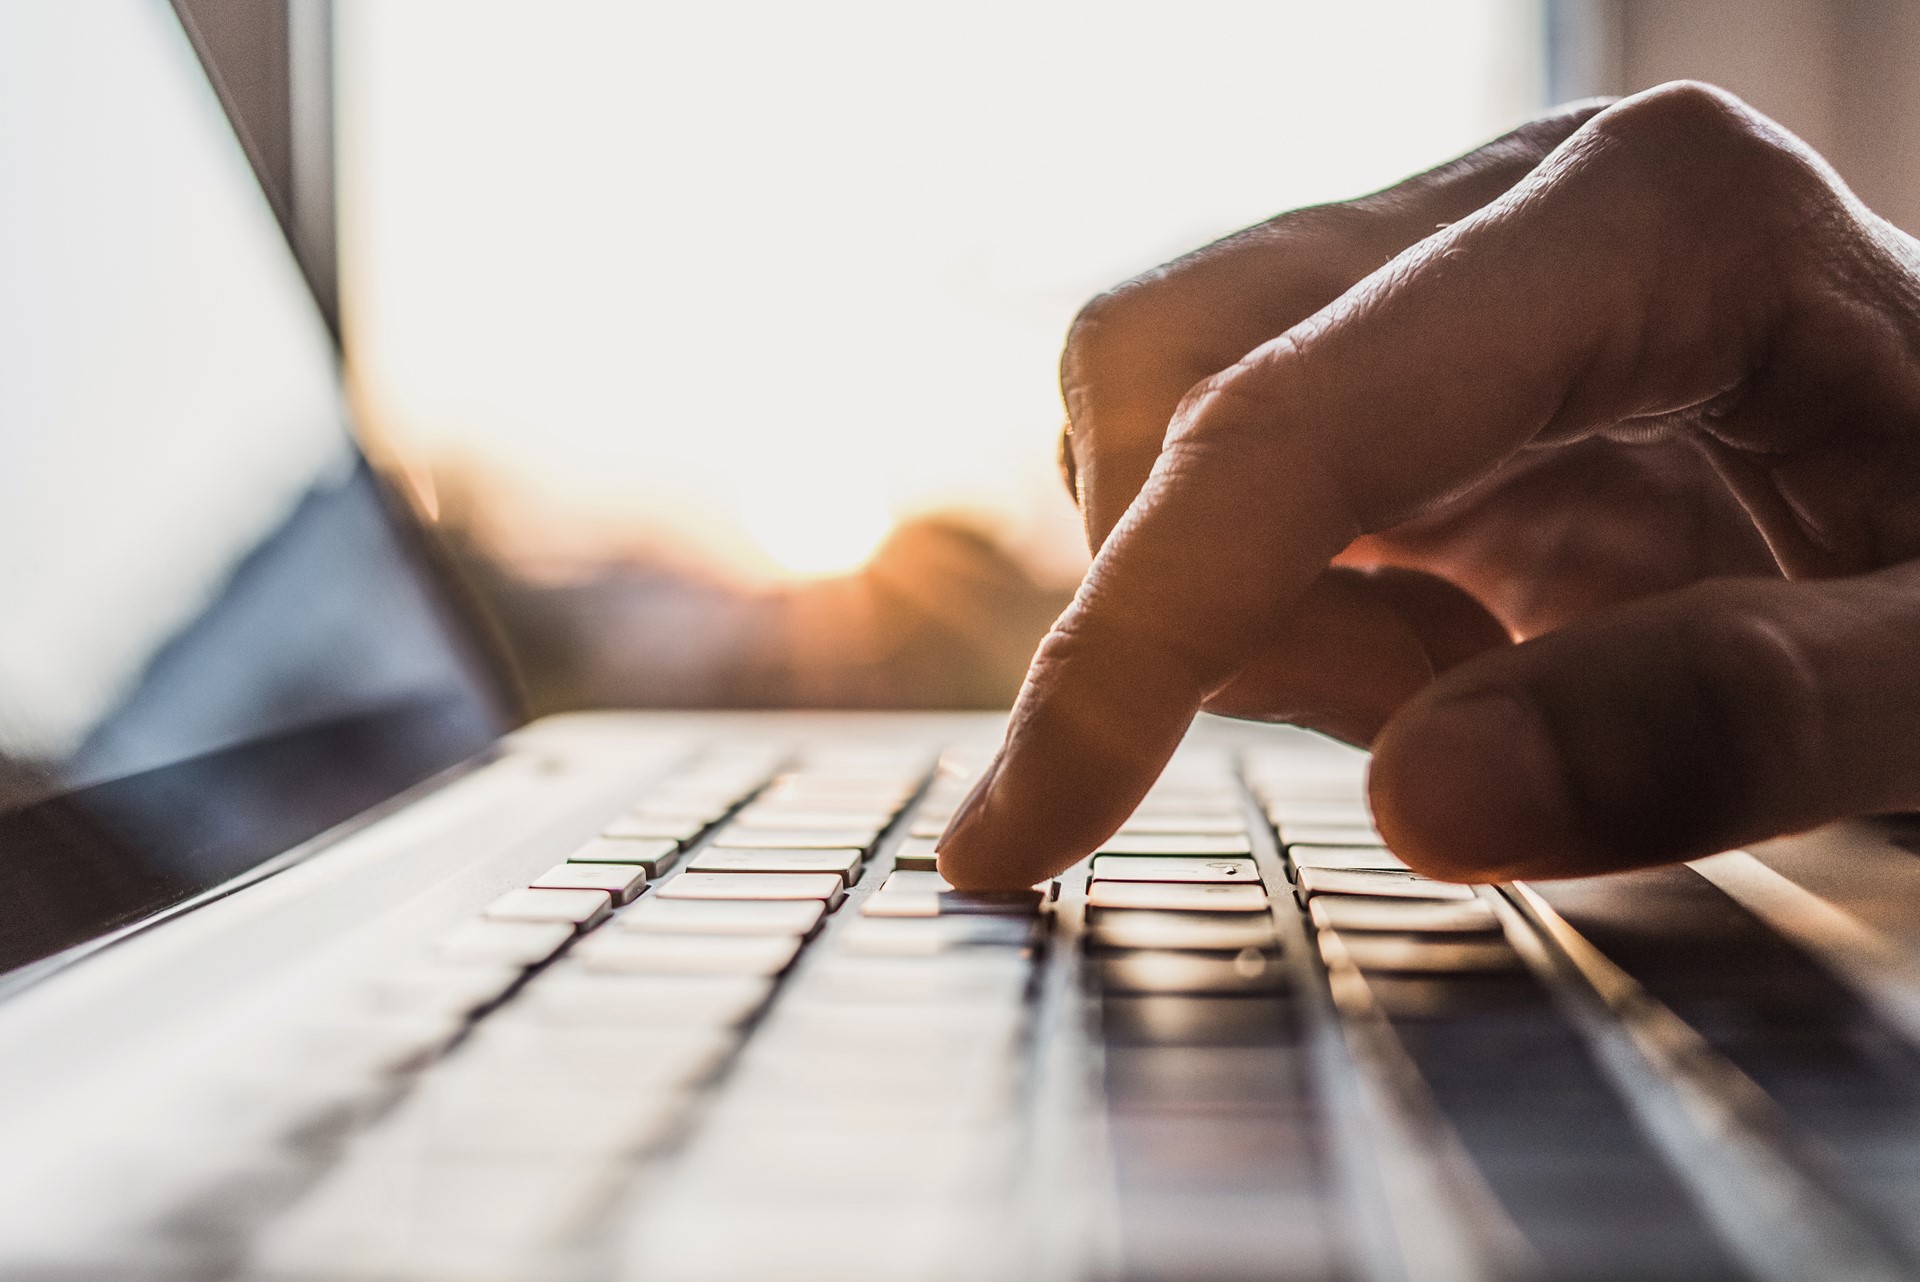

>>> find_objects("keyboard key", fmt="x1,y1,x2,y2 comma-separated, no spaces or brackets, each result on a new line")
1263,799,1373,825
571,836,681,877
370,964,522,1018
1294,868,1478,901
249,1149,616,1281
657,872,847,910
1091,856,1260,884
603,814,707,842
1275,822,1381,847
689,847,862,877
518,968,773,1027
530,862,647,904
1308,895,1500,934
729,806,895,830
891,837,941,871
456,1023,734,1090
572,931,802,978
1287,844,1408,872
384,1082,683,1160
1098,949,1287,995
1118,814,1249,836
483,887,613,929
880,870,1056,898
1087,882,1270,912
437,920,575,967
909,819,951,839
1320,931,1521,974
711,825,880,850
860,890,1043,917
1102,995,1293,1046
617,897,824,937
838,915,1039,955
803,952,1032,1002
1087,909,1279,952
622,797,733,821
1097,833,1254,856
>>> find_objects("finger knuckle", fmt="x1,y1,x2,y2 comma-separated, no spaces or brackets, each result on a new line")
1579,80,1833,222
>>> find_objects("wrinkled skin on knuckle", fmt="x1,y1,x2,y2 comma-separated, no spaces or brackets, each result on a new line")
1576,81,1844,250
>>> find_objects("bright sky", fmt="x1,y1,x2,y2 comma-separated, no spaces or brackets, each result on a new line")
336,0,1544,583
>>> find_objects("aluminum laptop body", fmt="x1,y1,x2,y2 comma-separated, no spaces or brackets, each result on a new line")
12,5,1920,1281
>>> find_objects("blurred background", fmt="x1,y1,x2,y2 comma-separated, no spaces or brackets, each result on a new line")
176,0,1920,718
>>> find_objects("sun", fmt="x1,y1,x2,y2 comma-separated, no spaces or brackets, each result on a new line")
739,486,894,579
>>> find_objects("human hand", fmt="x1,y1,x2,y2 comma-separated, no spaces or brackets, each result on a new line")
939,82,1920,889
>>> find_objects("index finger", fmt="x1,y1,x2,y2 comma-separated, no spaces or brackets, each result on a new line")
937,84,1801,889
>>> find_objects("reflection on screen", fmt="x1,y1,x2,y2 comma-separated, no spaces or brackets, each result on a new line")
0,0,511,975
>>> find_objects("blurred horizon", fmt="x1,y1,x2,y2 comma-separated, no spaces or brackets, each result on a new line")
331,0,1546,711
337,0,1546,589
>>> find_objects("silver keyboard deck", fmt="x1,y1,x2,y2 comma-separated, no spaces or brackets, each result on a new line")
20,727,1920,1282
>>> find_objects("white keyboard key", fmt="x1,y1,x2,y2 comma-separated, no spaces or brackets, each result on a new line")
689,847,862,877
531,862,647,904
572,836,681,876
573,931,802,978
437,919,575,967
1097,833,1253,856
711,825,880,850
369,963,521,1018
1098,948,1286,995
483,887,612,928
1308,895,1500,934
618,897,824,937
1294,868,1479,901
454,1023,734,1090
658,872,847,909
1321,931,1521,974
1288,844,1408,872
1090,856,1260,884
519,969,774,1027
1085,882,1270,912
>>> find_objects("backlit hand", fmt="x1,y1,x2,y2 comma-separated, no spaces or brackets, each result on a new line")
939,83,1920,888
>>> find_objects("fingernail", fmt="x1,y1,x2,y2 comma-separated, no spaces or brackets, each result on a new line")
1372,690,1574,879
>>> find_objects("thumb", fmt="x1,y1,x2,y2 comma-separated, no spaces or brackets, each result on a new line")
1370,565,1920,882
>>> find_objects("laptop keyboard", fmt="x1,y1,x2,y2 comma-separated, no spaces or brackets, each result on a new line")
50,738,1916,1281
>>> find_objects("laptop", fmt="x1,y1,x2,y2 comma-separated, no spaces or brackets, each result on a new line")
10,3,1920,1280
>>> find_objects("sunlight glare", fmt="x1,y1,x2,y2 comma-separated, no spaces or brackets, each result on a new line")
739,483,894,579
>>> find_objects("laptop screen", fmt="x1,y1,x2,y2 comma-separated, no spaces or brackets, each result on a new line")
0,0,516,977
